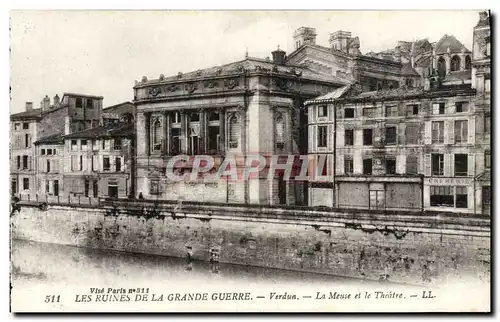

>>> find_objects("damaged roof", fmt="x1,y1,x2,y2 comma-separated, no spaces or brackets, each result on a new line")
34,132,65,145
63,123,134,140
434,34,470,54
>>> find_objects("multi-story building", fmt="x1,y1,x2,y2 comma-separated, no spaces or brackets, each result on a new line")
34,134,65,201
133,49,348,205
10,102,40,199
61,122,135,201
471,10,491,216
305,11,491,215
30,100,135,202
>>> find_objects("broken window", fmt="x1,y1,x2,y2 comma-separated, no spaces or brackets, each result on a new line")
432,154,444,176
317,126,327,148
363,107,376,118
75,97,83,108
188,127,199,155
363,158,372,175
14,123,20,131
150,179,161,195
345,129,354,146
450,55,461,71
229,116,240,149
115,157,122,172
385,158,396,175
275,115,285,149
437,57,446,78
41,149,46,155
23,178,29,190
465,55,472,70
23,123,29,129
81,139,88,151
86,99,93,109
454,154,468,177
454,120,468,143
407,104,419,116
71,139,78,151
344,157,353,174
406,155,418,175
22,155,28,169
433,102,445,115
190,112,200,122
152,119,163,152
430,186,453,207
455,102,468,113
363,129,373,146
385,105,398,117
113,138,122,150
46,160,50,173
47,149,52,155
344,108,354,118
431,121,444,144
455,186,468,208
385,127,397,145
317,105,328,118
103,157,110,171
171,128,181,155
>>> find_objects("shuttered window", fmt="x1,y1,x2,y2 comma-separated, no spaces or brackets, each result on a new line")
405,124,420,145
454,120,468,143
430,186,453,207
406,155,418,174
431,121,444,143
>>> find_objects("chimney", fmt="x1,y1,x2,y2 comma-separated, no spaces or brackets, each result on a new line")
42,95,50,111
25,102,33,111
271,46,286,65
53,94,60,106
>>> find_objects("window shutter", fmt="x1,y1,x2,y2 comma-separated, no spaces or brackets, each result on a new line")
446,120,454,145
311,106,316,123
424,122,431,144
468,153,474,177
328,124,333,152
398,124,405,145
337,154,343,174
310,125,316,153
337,126,344,147
28,156,32,170
424,154,431,176
444,154,452,177
468,117,475,144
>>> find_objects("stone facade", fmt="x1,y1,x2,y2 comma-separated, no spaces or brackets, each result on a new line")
133,52,346,205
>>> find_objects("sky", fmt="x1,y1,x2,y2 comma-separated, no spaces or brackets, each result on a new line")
9,10,482,113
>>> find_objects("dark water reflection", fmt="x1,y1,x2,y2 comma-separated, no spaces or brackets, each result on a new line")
11,239,392,289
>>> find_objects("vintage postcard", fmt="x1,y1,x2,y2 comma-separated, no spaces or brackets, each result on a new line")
9,10,491,313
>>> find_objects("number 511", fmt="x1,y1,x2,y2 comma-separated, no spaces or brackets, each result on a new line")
45,295,60,303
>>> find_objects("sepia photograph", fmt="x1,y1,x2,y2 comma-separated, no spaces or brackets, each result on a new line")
8,8,491,313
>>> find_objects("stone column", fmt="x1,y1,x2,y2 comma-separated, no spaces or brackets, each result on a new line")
180,111,188,154
163,111,170,155
145,112,151,156
199,109,206,154
218,108,225,155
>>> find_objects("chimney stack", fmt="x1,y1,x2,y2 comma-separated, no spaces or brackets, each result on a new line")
271,46,287,65
42,95,50,111
25,102,33,111
53,94,60,106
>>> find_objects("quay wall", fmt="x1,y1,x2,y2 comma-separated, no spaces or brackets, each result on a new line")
10,201,491,285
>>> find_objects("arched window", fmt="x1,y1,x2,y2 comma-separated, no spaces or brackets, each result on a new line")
275,114,285,149
451,55,461,71
152,119,163,151
228,115,240,149
465,55,471,70
437,57,446,78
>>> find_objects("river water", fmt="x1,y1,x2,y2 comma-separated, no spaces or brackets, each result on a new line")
10,239,486,312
